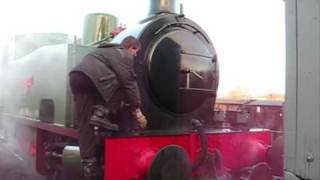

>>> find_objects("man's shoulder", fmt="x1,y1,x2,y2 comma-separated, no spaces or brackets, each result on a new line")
97,43,122,49
95,44,125,54
98,46,131,59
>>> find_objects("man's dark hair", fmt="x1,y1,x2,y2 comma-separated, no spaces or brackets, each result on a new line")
121,36,141,50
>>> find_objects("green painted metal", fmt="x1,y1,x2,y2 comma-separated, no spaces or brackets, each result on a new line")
0,44,95,126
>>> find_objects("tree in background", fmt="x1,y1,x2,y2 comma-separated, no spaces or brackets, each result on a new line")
258,93,284,101
224,86,252,100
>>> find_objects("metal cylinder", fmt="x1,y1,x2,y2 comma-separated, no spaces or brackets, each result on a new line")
82,13,118,45
62,146,83,178
148,0,178,15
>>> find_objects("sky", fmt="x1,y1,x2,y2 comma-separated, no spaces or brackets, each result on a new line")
0,0,285,98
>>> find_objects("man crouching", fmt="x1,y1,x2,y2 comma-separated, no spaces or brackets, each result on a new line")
69,36,147,180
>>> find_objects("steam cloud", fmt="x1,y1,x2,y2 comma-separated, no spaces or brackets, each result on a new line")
0,115,46,180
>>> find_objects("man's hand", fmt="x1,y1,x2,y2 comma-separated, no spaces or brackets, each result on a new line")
132,109,147,129
110,26,126,37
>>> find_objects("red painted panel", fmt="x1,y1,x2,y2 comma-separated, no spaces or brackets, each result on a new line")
205,131,271,171
104,130,271,180
104,135,192,180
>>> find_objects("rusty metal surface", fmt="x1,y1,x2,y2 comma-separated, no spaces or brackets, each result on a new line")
1,113,79,139
214,100,283,132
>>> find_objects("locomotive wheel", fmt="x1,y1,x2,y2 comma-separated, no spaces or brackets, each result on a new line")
248,162,272,180
147,145,191,180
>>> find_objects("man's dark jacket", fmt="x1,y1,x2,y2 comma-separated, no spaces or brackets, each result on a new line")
70,44,141,112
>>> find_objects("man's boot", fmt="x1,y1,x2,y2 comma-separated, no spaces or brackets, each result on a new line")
90,105,119,131
81,157,102,180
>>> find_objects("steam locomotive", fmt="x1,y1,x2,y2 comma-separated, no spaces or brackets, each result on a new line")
0,0,283,179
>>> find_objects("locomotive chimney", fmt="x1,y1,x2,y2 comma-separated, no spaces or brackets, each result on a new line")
148,0,179,15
